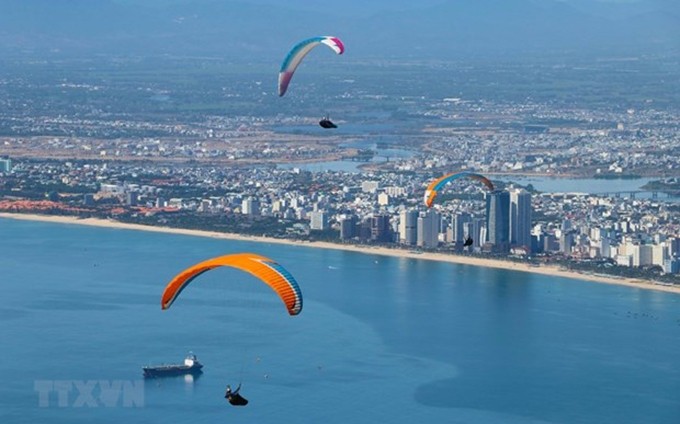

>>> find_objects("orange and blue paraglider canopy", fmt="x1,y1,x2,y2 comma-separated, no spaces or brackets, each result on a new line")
424,171,494,208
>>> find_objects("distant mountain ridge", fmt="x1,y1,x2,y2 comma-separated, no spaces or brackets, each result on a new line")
0,0,676,58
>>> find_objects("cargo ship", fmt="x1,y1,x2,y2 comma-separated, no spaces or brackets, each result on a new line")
143,353,203,378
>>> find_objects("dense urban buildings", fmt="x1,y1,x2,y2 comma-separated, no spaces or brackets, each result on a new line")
1,155,678,281
1,58,678,282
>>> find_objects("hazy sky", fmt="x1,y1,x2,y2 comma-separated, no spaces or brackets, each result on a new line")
0,0,676,59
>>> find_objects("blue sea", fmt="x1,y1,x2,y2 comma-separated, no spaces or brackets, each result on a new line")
1,218,679,424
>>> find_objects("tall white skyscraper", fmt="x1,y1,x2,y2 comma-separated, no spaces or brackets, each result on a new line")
309,211,328,230
241,197,260,216
417,210,440,248
510,189,532,250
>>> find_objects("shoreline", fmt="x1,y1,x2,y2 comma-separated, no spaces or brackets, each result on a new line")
2,212,679,295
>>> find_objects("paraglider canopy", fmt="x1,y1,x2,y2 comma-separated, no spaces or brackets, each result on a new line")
278,36,345,97
424,171,495,208
160,253,303,316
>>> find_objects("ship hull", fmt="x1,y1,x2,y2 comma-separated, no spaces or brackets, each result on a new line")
143,364,203,378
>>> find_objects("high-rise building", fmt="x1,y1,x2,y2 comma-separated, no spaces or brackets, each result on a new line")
462,217,485,249
560,231,575,254
241,197,260,216
485,190,510,252
361,181,379,193
385,186,406,197
600,237,611,259
633,245,653,267
272,200,285,213
417,210,440,248
358,217,373,241
590,227,602,242
377,193,390,206
0,158,11,173
509,189,532,250
339,215,356,240
663,258,680,274
454,213,472,244
371,214,392,242
398,210,418,245
309,211,328,231
543,233,559,252
652,244,669,267
474,218,486,248
126,191,138,207
669,237,680,258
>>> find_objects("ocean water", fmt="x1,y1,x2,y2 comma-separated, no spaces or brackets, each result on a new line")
1,218,679,424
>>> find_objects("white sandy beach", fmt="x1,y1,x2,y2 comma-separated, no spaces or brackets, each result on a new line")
3,212,680,295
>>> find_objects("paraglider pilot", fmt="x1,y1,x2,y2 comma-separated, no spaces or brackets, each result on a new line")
225,384,249,406
319,115,337,129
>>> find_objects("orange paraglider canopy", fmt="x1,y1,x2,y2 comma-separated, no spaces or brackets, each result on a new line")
161,253,303,316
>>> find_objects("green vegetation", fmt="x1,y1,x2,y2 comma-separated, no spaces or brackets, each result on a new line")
641,180,680,192
117,211,303,239
593,174,642,180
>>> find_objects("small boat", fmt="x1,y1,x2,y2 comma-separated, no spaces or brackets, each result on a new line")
143,353,203,378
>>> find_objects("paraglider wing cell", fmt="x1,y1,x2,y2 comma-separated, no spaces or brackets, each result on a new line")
278,36,345,96
424,171,494,208
161,253,303,315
